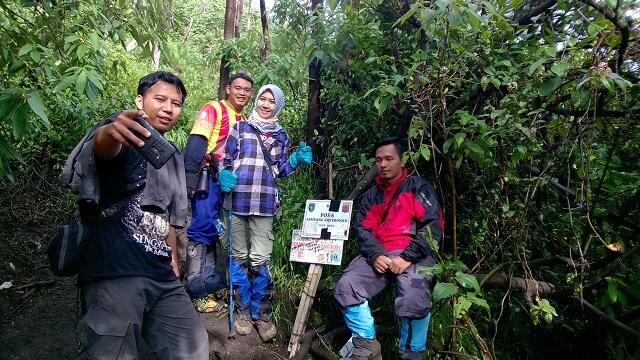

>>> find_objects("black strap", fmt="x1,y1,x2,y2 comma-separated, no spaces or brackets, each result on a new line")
247,126,274,168
380,178,406,223
100,188,145,217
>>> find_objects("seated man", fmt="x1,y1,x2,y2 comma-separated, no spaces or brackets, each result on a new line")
71,71,208,359
334,137,444,360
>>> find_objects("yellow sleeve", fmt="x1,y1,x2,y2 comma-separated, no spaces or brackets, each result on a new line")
190,102,221,139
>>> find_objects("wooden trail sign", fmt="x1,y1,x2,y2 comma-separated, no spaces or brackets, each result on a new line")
288,199,353,358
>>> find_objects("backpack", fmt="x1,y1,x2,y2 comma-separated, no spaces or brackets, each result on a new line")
47,214,98,277
47,191,141,277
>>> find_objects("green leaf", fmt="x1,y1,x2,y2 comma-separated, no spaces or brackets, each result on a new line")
64,34,81,43
420,143,431,161
432,282,459,301
85,81,99,105
607,73,632,90
8,61,25,73
304,38,315,48
538,78,561,96
550,63,568,76
87,71,104,91
600,77,613,93
466,293,490,311
443,138,453,153
544,46,556,58
538,299,557,316
76,44,90,59
89,32,100,49
363,87,378,98
29,50,41,63
384,85,400,96
455,272,481,292
18,44,33,57
26,92,49,126
454,133,465,147
587,23,603,36
465,141,485,157
421,263,443,277
466,8,482,28
607,278,618,303
374,96,391,116
75,70,88,98
392,2,419,27
53,75,75,93
454,295,472,319
9,101,27,138
528,57,549,76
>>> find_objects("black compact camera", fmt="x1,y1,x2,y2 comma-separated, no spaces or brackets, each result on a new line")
131,117,176,169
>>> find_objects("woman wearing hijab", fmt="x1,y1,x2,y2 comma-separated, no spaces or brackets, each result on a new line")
218,84,312,341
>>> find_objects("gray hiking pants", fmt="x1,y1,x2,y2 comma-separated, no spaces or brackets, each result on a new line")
334,250,435,318
80,277,208,360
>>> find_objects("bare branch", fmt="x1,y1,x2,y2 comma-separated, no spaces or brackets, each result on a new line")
477,273,559,307
516,0,558,25
579,0,632,71
572,296,640,340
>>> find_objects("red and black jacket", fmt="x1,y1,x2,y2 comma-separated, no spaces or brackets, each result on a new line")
356,168,444,265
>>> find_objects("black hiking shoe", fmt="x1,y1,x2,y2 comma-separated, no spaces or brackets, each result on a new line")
399,350,425,359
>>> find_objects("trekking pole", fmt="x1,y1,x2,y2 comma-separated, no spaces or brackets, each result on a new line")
227,210,235,339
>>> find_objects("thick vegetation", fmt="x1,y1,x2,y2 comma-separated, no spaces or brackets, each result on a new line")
1,0,638,359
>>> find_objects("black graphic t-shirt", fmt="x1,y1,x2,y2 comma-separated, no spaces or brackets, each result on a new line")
77,146,176,284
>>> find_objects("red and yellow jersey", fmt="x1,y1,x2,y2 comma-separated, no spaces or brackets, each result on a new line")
190,99,243,161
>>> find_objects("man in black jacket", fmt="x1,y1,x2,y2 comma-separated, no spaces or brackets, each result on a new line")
78,71,208,359
334,137,444,360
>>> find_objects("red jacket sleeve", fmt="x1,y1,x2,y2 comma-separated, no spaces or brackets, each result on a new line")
355,188,387,265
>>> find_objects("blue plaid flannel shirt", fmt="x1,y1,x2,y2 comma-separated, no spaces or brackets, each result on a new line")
222,122,295,216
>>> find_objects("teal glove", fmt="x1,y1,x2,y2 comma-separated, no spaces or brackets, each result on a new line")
218,169,238,192
289,141,313,169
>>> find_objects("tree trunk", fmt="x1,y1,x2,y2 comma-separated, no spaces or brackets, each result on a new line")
151,42,161,70
234,0,243,38
307,0,324,198
259,0,271,59
182,16,195,44
217,0,239,99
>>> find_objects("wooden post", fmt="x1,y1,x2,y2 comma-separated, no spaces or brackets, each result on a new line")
287,263,323,358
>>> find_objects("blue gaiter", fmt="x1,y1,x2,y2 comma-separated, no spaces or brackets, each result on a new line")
344,300,376,339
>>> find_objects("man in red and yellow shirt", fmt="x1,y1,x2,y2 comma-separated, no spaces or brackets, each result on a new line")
183,72,254,312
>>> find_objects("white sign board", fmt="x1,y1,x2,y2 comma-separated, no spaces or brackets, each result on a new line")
289,230,343,266
301,200,353,240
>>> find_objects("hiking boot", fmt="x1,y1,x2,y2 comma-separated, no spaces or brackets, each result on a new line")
340,336,382,360
399,350,425,359
255,319,277,342
234,314,253,335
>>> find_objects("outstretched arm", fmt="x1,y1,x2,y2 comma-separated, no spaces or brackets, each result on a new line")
93,110,150,160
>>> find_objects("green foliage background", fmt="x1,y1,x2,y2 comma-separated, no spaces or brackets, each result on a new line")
1,0,639,358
